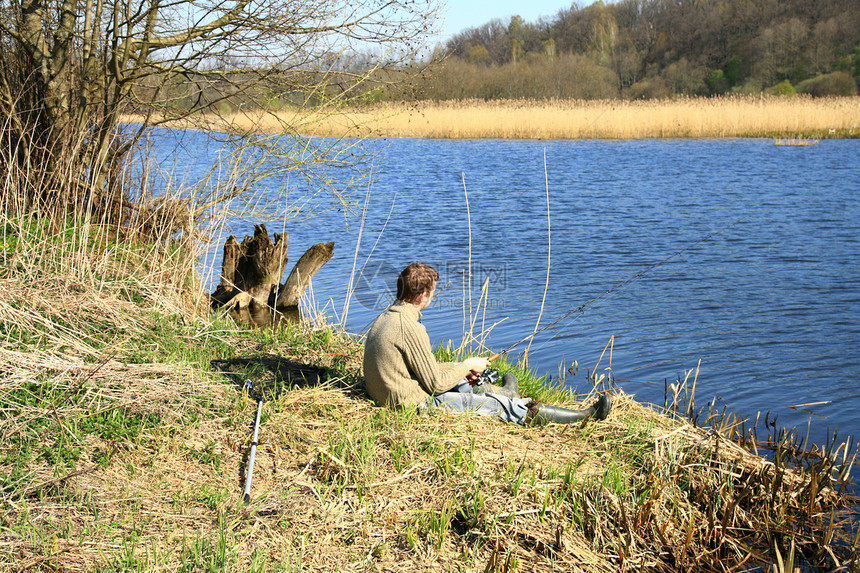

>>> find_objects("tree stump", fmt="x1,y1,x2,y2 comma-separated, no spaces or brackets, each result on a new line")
211,224,334,326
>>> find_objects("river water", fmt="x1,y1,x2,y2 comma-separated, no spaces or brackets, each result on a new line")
155,131,860,455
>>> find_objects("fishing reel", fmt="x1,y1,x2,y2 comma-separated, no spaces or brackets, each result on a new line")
475,368,499,386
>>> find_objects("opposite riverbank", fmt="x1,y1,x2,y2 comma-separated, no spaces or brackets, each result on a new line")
1,214,858,572
165,96,860,140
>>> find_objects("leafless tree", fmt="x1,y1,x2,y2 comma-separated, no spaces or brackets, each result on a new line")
0,0,439,213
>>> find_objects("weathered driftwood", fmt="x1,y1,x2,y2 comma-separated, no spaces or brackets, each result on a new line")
210,224,334,326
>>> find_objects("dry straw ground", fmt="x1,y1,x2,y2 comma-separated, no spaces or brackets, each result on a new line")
212,96,860,140
2,268,858,572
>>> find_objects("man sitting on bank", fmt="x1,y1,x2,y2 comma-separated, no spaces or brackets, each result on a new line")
362,262,612,425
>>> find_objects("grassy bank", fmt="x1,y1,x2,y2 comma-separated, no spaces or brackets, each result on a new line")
195,96,860,140
1,211,859,572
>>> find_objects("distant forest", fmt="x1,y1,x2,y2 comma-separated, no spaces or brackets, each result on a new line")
395,0,860,100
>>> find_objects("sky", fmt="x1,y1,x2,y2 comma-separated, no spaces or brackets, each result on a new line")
437,0,574,40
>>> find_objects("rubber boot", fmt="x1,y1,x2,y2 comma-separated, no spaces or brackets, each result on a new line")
473,372,520,399
529,394,612,425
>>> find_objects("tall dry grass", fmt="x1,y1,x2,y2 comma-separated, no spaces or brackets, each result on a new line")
216,96,860,139
0,162,205,325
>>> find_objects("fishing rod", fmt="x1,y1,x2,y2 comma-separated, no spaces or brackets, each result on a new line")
489,225,734,359
243,379,263,504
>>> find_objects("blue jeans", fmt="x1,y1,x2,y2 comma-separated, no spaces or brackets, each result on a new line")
424,380,530,424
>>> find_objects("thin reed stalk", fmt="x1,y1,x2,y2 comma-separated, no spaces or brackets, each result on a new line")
524,149,552,364
590,335,615,391
341,162,374,327
462,173,473,342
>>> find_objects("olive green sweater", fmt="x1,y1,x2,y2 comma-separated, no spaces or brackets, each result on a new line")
363,301,470,408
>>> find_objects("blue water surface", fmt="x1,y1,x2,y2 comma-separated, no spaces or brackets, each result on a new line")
155,131,860,452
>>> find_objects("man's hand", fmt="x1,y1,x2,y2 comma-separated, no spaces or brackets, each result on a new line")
463,356,491,375
465,371,481,386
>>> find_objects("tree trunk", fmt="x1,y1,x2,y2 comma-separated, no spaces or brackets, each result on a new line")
275,241,336,313
211,224,334,326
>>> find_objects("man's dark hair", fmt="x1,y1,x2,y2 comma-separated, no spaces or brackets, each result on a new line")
397,262,439,303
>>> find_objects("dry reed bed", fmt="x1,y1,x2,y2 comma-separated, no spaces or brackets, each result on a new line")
216,96,860,140
1,275,858,572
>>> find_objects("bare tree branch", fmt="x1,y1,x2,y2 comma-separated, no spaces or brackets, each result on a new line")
1,0,439,215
